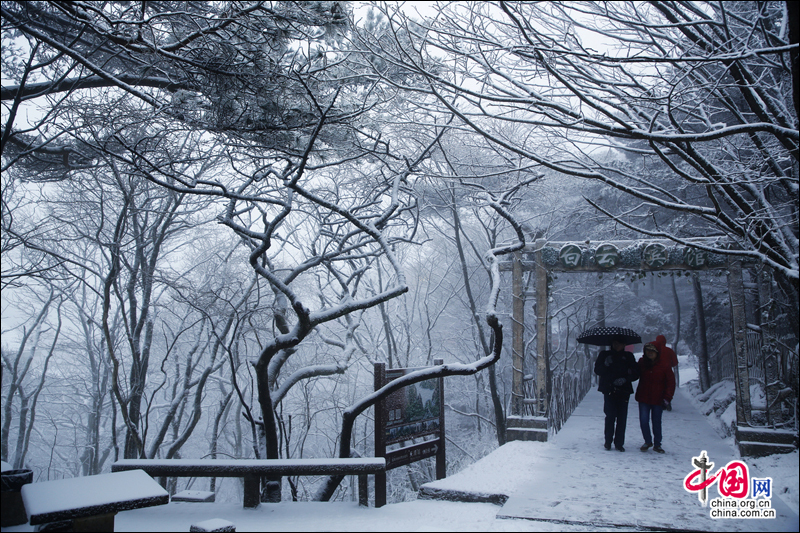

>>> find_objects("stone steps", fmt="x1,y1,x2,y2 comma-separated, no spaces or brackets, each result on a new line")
506,416,548,442
735,426,797,457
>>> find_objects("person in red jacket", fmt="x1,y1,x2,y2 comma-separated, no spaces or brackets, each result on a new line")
636,343,675,453
653,334,679,405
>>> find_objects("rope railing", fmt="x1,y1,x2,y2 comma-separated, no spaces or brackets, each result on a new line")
548,360,594,434
520,350,593,434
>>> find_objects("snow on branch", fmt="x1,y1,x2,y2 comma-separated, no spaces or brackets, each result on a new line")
271,363,347,406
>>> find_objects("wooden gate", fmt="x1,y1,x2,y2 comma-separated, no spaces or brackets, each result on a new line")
500,238,789,456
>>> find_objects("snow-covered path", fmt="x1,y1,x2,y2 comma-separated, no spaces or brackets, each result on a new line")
493,387,798,531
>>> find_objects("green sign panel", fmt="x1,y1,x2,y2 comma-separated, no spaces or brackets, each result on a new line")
559,245,582,268
595,244,619,268
384,368,441,445
685,247,708,268
643,243,668,268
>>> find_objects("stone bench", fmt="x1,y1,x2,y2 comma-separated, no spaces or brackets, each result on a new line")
20,469,169,531
112,457,386,508
190,518,236,532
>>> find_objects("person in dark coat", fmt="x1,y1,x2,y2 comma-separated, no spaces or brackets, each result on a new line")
594,337,640,452
653,334,679,406
636,342,675,453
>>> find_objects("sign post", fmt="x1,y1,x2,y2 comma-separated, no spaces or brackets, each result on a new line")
373,363,387,507
374,359,445,507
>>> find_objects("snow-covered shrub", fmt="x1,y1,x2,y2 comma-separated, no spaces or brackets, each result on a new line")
686,379,736,437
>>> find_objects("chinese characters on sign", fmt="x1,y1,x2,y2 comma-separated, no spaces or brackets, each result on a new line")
594,244,619,268
545,242,720,270
559,245,582,268
684,247,708,268
643,243,668,268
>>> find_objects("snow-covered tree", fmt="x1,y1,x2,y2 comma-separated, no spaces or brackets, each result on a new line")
2,2,520,504
358,0,798,329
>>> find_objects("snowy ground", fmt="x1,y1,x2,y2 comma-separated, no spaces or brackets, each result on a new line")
3,356,797,532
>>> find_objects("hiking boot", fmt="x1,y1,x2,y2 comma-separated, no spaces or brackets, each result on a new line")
640,443,653,452
653,445,665,454
615,445,625,452
604,443,611,451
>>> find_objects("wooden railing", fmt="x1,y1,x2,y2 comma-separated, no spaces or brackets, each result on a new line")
112,458,386,508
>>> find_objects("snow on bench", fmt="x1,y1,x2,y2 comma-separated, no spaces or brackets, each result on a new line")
112,457,386,508
20,469,169,531
190,518,236,532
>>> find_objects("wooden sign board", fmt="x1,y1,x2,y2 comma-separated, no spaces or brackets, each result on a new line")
374,360,446,507
384,367,441,445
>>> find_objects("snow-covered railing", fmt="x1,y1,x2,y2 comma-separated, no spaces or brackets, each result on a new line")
520,366,593,436
112,458,386,508
549,367,593,434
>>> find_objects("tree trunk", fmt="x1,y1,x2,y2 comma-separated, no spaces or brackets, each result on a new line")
13,395,29,469
209,390,234,493
255,357,282,502
451,191,505,445
692,274,711,392
596,293,606,329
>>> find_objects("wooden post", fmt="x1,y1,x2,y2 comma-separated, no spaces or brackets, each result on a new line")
511,251,525,415
373,363,386,508
358,475,368,506
243,474,260,508
434,358,446,480
534,239,549,418
727,261,752,426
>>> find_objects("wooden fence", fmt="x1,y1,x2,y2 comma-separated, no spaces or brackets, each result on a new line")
709,331,764,385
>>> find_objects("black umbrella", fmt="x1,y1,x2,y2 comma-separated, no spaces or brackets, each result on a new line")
577,326,642,347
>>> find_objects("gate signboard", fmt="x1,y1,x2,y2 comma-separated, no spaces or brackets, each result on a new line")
374,360,445,506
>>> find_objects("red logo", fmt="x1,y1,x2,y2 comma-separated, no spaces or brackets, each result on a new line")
684,451,749,505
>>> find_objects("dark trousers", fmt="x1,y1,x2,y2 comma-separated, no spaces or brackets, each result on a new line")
603,392,630,448
638,402,664,446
